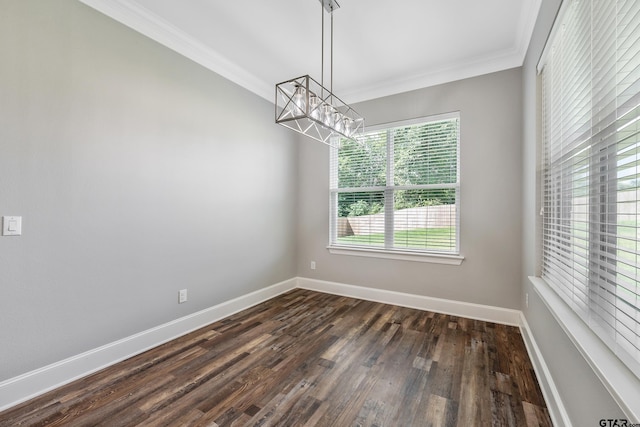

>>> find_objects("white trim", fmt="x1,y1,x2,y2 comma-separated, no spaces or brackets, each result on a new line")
529,276,640,421
367,111,462,133
0,278,297,412
342,49,523,104
329,114,462,262
536,0,568,73
1,276,577,424
519,313,573,427
333,183,459,193
78,1,541,105
327,245,464,265
77,0,273,101
515,0,543,65
296,277,519,325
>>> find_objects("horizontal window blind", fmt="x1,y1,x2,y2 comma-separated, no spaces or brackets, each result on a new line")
330,114,460,254
541,0,640,377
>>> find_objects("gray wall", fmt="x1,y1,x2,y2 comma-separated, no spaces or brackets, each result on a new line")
297,68,524,309
520,0,626,422
2,0,627,421
0,0,298,380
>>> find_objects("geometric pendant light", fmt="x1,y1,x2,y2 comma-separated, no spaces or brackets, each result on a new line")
275,0,364,145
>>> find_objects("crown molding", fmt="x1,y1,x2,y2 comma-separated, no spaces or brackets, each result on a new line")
515,0,543,62
78,0,541,105
344,0,541,104
342,47,523,103
78,0,273,102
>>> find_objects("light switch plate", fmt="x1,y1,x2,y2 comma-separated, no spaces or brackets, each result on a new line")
178,289,187,304
2,216,22,236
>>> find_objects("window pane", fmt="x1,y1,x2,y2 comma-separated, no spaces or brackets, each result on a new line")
394,120,459,186
541,0,640,377
330,114,460,255
393,189,457,251
337,131,386,189
335,191,385,247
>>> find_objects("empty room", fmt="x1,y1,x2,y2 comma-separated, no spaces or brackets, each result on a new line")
1,0,639,425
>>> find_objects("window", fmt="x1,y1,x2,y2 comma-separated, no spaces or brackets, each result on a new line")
540,0,640,377
329,113,460,262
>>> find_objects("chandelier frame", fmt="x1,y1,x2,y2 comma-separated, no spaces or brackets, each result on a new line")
275,75,364,145
274,0,364,146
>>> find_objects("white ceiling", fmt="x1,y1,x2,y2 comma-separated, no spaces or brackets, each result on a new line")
80,0,541,104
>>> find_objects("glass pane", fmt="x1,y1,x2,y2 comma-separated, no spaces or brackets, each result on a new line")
393,189,457,252
393,119,458,186
542,0,640,376
335,191,385,247
337,131,387,188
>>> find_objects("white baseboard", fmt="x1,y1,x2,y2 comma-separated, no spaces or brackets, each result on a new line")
519,313,572,427
529,276,640,421
296,277,522,326
0,275,571,427
0,278,297,412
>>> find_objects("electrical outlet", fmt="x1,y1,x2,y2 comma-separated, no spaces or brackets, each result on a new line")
179,289,188,304
525,292,529,308
310,261,316,270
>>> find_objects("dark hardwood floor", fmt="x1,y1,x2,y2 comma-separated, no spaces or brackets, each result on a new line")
0,289,552,426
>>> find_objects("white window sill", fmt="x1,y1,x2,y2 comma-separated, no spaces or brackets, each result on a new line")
327,245,464,265
528,276,640,420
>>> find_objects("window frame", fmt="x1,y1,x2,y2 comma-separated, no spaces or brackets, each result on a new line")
328,112,463,265
538,0,640,387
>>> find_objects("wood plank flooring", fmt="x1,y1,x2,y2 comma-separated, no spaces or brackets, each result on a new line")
0,289,552,426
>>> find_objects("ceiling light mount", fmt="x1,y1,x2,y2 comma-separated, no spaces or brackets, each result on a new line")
275,0,364,145
320,0,340,13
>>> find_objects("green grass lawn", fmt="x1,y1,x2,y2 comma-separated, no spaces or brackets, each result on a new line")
337,227,455,251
